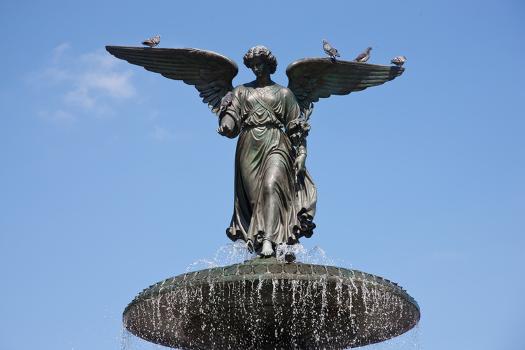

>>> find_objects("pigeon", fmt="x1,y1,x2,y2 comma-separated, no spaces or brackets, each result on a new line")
219,91,234,113
142,35,160,48
354,47,372,63
322,40,340,61
391,55,407,67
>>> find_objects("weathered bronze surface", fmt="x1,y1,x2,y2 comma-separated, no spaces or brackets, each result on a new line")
124,257,420,350
105,45,404,257
106,43,416,349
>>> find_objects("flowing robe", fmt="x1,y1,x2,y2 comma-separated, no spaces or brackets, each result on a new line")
222,82,316,250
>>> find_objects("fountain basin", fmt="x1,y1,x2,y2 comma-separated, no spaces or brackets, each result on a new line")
124,257,420,349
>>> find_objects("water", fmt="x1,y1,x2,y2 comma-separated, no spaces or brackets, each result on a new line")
121,329,168,349
367,325,422,350
184,241,255,272
185,242,347,272
121,326,421,350
120,243,421,350
276,244,339,265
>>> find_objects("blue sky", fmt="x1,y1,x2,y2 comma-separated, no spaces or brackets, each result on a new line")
1,1,524,349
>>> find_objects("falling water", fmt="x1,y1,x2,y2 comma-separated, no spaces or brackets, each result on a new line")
121,327,421,350
120,244,421,350
185,242,346,272
184,241,255,272
276,244,346,266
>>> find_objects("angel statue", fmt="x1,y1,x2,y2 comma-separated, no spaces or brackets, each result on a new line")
106,44,404,257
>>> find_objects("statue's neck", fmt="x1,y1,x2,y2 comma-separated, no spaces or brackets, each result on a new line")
255,75,272,87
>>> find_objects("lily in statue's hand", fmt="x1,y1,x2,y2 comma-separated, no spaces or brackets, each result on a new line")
218,115,236,138
294,153,306,177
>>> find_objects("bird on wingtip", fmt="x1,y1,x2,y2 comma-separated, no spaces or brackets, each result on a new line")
322,40,340,62
391,55,407,67
142,35,160,48
354,47,372,63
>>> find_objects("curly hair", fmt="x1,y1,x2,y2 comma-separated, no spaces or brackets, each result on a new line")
243,46,278,74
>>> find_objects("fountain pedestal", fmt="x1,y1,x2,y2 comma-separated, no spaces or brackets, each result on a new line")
124,257,419,349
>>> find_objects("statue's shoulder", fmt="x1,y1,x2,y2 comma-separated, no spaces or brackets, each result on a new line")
278,85,294,96
273,84,295,100
235,81,256,91
265,82,292,96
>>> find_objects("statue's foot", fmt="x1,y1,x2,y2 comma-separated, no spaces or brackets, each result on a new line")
246,240,254,253
260,239,274,257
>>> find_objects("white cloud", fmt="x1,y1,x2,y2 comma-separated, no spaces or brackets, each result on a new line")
79,71,135,98
79,51,118,69
150,125,172,142
52,42,70,63
35,43,137,122
64,87,95,109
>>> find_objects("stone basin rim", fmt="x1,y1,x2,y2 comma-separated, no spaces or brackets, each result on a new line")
124,259,420,317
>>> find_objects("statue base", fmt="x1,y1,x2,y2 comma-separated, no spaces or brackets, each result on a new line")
123,257,420,349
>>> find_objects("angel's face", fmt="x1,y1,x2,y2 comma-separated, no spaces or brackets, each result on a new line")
250,57,270,78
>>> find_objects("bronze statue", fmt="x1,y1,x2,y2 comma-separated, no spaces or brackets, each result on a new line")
106,44,404,257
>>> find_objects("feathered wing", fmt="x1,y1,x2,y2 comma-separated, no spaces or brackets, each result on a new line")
105,46,238,115
286,58,404,117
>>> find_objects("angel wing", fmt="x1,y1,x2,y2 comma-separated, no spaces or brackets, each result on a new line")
105,46,238,115
286,58,404,117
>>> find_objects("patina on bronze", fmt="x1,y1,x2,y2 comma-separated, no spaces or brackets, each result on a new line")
106,44,416,349
106,45,403,257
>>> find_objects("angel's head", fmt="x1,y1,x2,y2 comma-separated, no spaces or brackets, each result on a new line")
243,46,277,77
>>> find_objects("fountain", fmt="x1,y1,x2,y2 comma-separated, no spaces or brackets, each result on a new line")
123,256,419,349
107,43,419,349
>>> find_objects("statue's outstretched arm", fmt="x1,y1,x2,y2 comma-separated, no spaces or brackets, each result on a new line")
217,88,242,139
106,46,239,116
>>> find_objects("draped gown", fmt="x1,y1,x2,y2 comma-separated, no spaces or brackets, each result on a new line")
222,82,317,251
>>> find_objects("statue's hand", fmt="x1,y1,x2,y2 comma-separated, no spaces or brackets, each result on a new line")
294,153,306,178
218,115,236,138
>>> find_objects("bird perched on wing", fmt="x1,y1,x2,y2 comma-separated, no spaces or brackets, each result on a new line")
354,47,372,63
219,91,234,113
391,55,407,67
142,35,160,48
322,40,340,62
